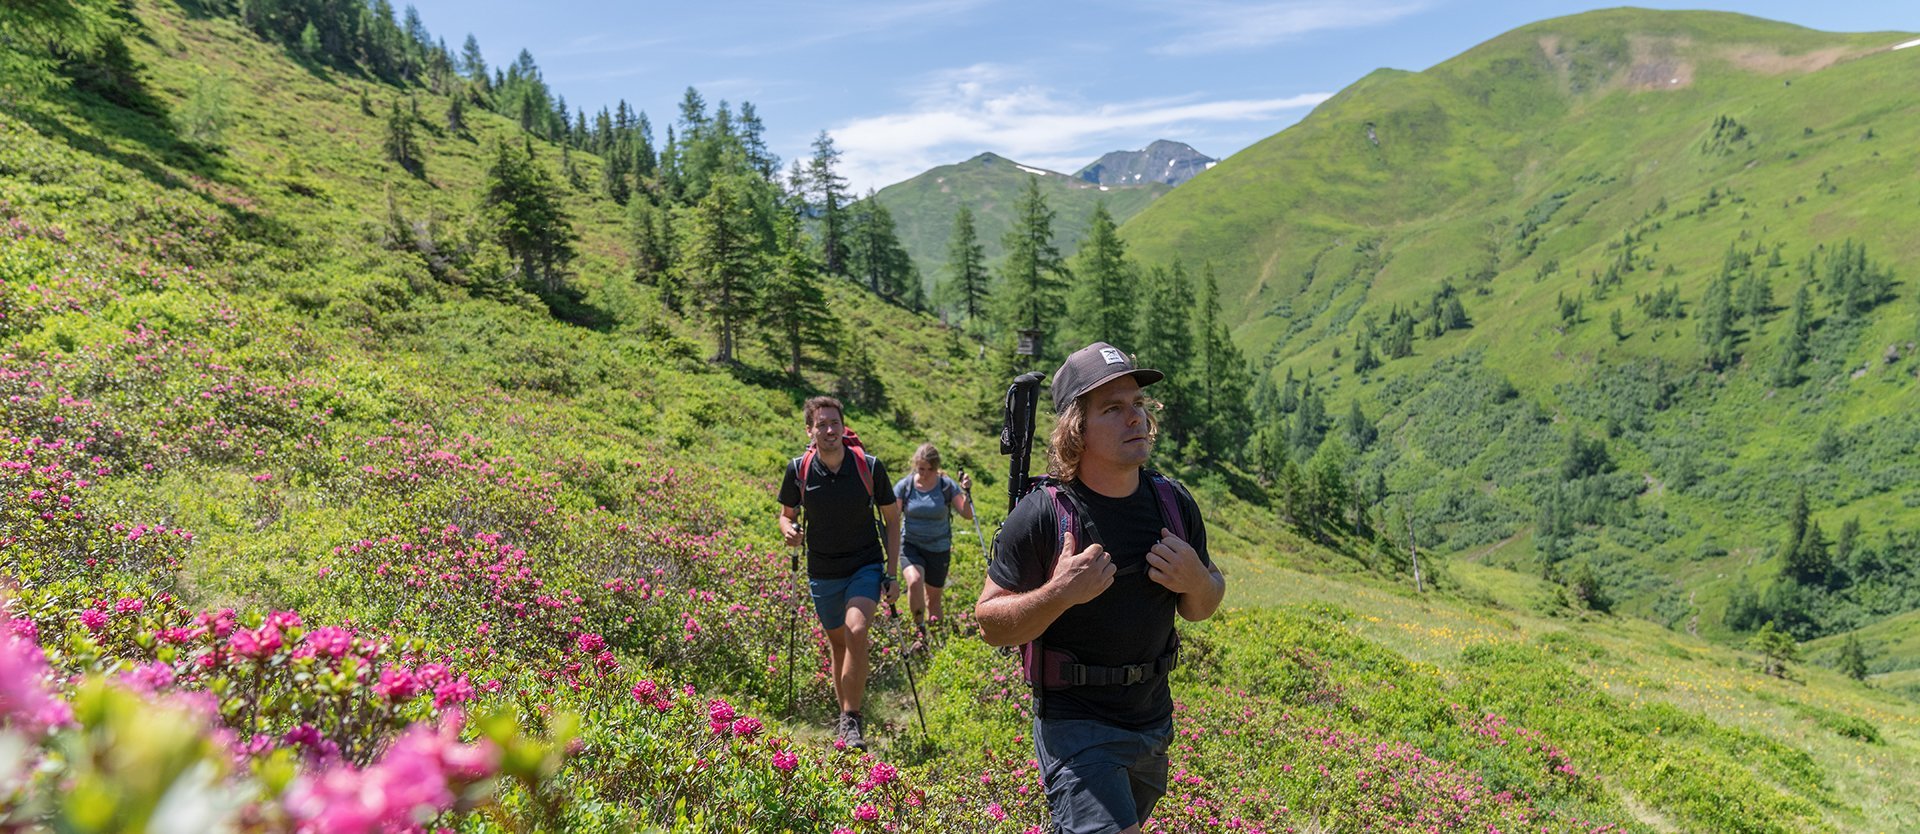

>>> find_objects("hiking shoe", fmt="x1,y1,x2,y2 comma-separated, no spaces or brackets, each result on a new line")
840,711,867,751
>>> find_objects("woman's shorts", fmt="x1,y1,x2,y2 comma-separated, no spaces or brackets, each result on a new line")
901,541,951,588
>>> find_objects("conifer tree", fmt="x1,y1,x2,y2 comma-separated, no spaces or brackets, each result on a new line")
445,93,465,133
1697,272,1735,369
459,34,486,84
1195,263,1252,462
1837,633,1869,681
759,212,838,380
674,173,763,364
1748,620,1799,678
1787,520,1831,586
628,198,671,287
1773,284,1812,386
480,139,575,295
738,102,778,180
1065,203,1135,349
847,193,915,303
384,100,421,176
995,176,1070,358
805,131,850,276
1139,262,1196,448
940,205,989,328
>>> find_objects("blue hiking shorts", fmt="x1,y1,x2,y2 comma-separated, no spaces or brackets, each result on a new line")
808,562,884,631
1034,716,1173,834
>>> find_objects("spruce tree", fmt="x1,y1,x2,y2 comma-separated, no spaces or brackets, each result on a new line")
848,192,915,303
1065,203,1135,349
1837,633,1869,681
805,132,850,276
674,174,764,364
940,205,989,327
995,176,1069,358
384,100,421,176
1697,272,1735,369
1195,263,1252,462
1139,263,1196,448
1773,284,1812,386
628,198,671,287
480,139,575,295
760,212,837,379
445,94,465,133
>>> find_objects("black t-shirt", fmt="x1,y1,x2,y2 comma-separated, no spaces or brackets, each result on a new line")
987,474,1209,729
778,449,896,579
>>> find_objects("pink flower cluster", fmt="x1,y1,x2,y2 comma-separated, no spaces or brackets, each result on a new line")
285,716,500,834
1,610,73,733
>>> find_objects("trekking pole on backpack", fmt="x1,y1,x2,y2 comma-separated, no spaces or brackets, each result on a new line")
999,372,1047,717
889,602,930,741
1001,372,1045,507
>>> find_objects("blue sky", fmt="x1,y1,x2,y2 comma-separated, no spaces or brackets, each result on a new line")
399,1,1917,193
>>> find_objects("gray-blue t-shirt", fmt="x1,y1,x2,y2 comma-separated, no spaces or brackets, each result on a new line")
893,474,959,551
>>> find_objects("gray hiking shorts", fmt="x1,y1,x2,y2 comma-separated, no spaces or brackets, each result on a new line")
1033,716,1173,834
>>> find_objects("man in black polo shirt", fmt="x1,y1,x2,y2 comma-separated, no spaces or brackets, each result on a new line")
777,395,901,750
976,342,1227,834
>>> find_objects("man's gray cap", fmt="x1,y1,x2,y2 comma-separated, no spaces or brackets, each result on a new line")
1051,342,1164,414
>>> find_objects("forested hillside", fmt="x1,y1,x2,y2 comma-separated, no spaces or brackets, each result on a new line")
1109,10,1920,667
4,2,1919,832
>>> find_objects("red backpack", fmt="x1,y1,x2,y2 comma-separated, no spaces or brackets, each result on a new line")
1019,472,1188,691
797,428,876,497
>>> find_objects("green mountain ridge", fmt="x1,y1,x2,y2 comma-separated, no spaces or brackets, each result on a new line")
869,151,1168,301
1117,7,1920,662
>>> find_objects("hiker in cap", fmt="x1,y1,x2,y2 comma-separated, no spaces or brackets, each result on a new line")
976,342,1227,834
777,395,902,750
892,443,973,637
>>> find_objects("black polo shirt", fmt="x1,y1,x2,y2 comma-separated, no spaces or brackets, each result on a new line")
778,450,895,579
987,474,1209,730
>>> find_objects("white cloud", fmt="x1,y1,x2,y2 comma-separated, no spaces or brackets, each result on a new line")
1153,0,1432,56
830,66,1331,192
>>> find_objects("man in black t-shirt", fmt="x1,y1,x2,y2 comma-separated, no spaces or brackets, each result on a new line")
777,395,902,750
977,342,1227,834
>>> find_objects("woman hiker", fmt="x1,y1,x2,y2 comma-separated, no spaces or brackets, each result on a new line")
892,443,972,638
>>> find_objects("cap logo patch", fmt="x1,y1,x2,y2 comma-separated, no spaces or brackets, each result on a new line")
1099,347,1127,365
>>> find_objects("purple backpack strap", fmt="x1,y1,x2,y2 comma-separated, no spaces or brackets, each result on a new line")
1147,473,1188,541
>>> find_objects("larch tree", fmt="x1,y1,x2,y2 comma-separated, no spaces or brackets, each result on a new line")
995,176,1070,358
1065,202,1135,350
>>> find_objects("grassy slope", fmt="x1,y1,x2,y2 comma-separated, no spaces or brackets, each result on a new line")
1119,8,1920,657
7,3,1920,830
869,153,1168,299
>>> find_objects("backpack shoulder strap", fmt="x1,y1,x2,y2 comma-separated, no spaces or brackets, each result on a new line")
852,452,875,498
1146,472,1189,542
796,449,817,488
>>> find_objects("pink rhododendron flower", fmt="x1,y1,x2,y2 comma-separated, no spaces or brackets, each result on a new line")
1,613,73,732
374,664,423,701
119,661,176,694
575,632,605,653
228,625,283,660
302,626,354,659
79,607,108,633
773,750,798,772
432,677,475,710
